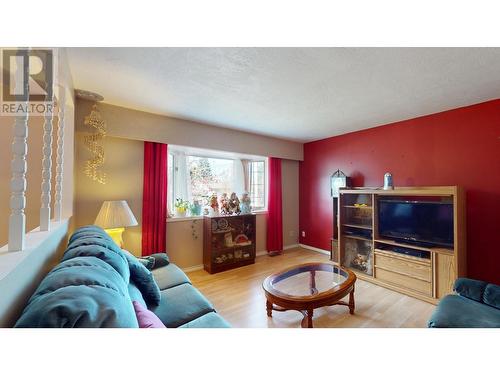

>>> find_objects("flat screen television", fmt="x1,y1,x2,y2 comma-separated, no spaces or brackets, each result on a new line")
378,200,454,248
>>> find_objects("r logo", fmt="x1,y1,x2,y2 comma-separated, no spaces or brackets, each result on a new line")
2,49,54,102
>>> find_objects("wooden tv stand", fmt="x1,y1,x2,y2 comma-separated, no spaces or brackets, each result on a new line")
335,186,466,304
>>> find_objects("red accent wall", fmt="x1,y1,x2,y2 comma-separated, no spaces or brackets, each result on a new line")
299,99,500,284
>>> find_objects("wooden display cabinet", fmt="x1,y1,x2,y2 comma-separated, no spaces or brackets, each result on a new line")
337,186,466,304
203,214,256,274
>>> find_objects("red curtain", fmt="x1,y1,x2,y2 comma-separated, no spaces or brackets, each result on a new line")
141,142,168,256
266,157,283,254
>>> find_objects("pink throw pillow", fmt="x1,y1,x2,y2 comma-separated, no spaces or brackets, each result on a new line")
132,301,166,328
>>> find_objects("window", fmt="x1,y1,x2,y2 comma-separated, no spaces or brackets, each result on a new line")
249,160,265,210
188,156,234,203
168,147,267,216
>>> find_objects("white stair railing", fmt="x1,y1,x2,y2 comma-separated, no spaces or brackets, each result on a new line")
39,92,54,231
53,87,65,222
8,52,30,252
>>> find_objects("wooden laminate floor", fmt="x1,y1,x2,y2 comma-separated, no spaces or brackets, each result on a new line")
187,247,435,328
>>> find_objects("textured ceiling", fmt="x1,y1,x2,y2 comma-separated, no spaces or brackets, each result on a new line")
67,48,500,142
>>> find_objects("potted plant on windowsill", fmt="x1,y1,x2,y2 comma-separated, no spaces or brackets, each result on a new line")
175,198,189,217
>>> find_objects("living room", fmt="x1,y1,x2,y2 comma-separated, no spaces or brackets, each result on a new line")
1,1,499,374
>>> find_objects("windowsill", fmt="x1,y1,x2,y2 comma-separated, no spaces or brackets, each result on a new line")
166,210,268,223
252,210,268,215
167,215,204,223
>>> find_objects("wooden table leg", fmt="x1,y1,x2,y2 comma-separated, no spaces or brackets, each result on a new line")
301,309,314,328
266,300,273,317
306,309,314,328
348,287,355,314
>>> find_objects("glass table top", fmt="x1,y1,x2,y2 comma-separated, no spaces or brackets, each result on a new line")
268,263,349,297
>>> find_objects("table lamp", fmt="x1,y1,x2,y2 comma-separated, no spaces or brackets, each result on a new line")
94,200,138,247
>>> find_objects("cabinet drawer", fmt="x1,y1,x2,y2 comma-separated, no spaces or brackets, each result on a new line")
375,252,431,282
375,268,432,296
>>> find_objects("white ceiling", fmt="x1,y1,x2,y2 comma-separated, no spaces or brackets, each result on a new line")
66,48,500,143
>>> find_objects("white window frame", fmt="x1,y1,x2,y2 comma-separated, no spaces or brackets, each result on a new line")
167,146,267,217
248,159,268,212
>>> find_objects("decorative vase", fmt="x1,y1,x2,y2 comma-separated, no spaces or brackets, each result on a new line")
189,200,202,216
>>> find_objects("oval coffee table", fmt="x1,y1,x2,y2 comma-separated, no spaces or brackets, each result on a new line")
262,262,356,328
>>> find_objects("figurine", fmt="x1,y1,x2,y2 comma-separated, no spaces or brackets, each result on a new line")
352,254,368,271
383,172,394,190
239,192,251,214
234,233,251,246
229,192,241,215
219,193,230,215
208,193,219,216
224,232,234,247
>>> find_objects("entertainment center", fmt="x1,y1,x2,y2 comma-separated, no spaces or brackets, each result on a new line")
334,186,466,304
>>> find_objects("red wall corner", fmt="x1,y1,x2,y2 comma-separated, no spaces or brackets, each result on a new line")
299,99,500,284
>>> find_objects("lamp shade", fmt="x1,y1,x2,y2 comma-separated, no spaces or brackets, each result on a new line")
94,200,138,229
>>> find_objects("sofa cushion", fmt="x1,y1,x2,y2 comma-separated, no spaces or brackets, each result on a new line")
150,283,215,328
31,257,129,300
63,239,130,283
179,312,231,328
15,256,138,328
15,257,139,329
152,263,191,290
68,225,111,244
15,286,139,328
122,250,161,306
428,294,500,328
133,301,166,328
149,253,170,269
137,256,156,270
484,284,500,310
128,282,147,307
454,278,488,303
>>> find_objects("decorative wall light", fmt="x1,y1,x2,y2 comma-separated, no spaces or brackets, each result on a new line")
330,169,351,263
77,89,107,184
330,169,351,198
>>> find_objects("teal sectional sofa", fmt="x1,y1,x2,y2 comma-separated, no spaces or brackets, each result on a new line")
15,225,230,328
428,278,500,328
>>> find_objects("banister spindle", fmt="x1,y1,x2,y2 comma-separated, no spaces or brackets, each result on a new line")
54,88,65,222
39,93,54,231
8,51,30,252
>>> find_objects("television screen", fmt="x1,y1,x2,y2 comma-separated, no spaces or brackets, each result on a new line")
378,200,454,248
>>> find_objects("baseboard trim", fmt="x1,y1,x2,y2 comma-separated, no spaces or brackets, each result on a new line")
182,264,204,273
299,244,331,256
256,243,300,258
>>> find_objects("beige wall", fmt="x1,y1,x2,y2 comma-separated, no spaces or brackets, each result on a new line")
74,134,300,268
75,99,303,161
74,135,144,254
